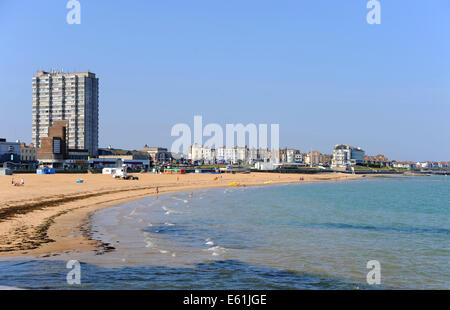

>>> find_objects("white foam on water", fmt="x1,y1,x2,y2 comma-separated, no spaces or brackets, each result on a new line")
0,286,25,290
207,246,226,252
206,245,227,256
162,206,184,215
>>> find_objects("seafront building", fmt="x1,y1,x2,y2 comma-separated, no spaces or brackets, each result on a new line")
20,142,36,162
365,154,391,167
277,148,302,163
392,161,416,170
331,144,365,168
0,138,21,164
438,162,450,168
189,143,204,162
36,120,69,166
286,149,300,163
140,145,173,163
305,150,322,166
97,147,151,169
188,144,290,165
201,146,216,163
416,161,441,169
36,121,90,168
32,70,99,156
98,147,150,161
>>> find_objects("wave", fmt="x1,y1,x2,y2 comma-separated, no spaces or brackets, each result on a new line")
206,245,227,256
162,206,184,215
303,223,450,235
0,286,25,290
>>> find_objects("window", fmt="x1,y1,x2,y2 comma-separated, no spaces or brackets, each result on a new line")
53,139,61,154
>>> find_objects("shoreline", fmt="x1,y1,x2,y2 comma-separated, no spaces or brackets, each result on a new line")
0,172,370,259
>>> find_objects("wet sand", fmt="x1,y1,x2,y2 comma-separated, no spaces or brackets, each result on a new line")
0,172,363,257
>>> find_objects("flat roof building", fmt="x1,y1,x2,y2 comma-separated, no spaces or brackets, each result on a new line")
0,138,21,164
331,144,365,168
36,120,69,167
32,70,99,156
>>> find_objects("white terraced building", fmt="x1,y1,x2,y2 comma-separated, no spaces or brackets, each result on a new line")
189,145,280,164
32,70,99,156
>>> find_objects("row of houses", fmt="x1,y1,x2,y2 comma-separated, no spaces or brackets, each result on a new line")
391,161,450,170
188,144,336,166
3,132,449,171
189,144,274,164
187,143,437,171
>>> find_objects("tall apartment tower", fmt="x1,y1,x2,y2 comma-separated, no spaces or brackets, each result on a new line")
32,70,99,156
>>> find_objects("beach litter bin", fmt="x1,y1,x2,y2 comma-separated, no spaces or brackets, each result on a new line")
36,168,56,174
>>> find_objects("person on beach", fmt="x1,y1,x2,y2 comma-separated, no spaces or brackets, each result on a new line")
190,192,193,198
20,178,24,186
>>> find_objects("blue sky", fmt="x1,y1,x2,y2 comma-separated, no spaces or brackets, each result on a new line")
0,0,449,161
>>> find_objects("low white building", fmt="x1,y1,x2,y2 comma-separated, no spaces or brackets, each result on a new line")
254,162,275,170
392,161,416,170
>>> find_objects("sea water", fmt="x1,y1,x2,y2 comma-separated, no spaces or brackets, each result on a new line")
0,176,448,289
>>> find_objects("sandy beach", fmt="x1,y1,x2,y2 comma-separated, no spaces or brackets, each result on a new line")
0,172,363,258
